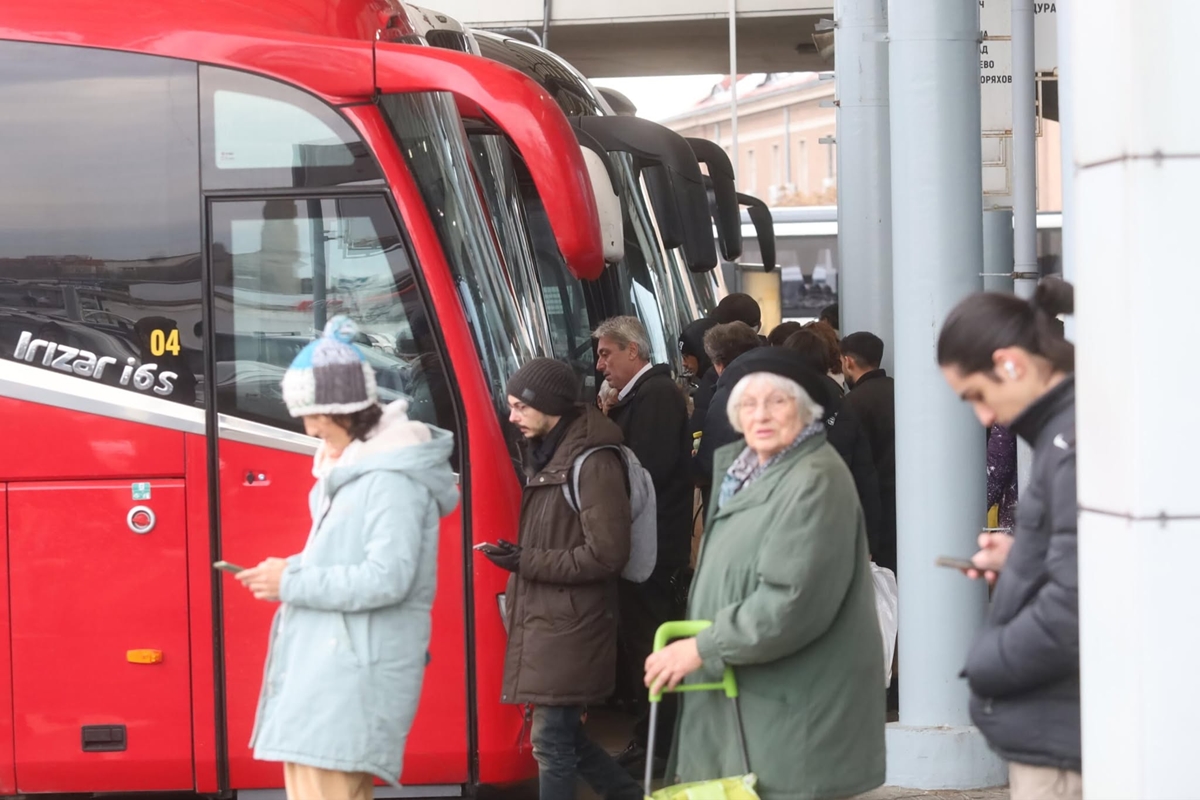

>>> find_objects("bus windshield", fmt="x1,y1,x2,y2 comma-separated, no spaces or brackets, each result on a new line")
380,91,541,469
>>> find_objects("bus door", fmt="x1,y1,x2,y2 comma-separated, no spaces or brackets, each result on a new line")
197,66,470,790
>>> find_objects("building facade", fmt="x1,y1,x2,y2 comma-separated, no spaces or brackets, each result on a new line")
660,72,1062,211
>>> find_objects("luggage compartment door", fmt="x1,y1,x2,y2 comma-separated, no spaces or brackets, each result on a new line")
8,480,192,793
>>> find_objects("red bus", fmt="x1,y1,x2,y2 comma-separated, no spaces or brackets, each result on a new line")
0,0,616,795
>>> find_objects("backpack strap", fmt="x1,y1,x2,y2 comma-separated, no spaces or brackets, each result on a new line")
562,445,626,512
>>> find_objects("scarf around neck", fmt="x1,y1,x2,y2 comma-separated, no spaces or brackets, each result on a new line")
717,419,825,511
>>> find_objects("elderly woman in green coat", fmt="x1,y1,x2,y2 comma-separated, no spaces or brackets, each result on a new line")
645,348,885,800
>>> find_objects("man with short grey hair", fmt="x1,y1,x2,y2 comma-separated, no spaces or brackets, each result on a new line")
593,315,690,776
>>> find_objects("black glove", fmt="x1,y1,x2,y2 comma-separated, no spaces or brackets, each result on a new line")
479,539,522,573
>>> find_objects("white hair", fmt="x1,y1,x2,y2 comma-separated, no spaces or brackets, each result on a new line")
726,372,824,433
592,315,652,363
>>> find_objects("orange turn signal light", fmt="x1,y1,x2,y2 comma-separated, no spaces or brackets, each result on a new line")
126,649,163,665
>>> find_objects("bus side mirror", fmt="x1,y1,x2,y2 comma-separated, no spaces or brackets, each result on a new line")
573,128,624,265
739,193,776,273
573,116,718,273
687,138,742,262
580,148,624,264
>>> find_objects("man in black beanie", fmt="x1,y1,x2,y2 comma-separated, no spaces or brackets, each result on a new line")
481,358,641,800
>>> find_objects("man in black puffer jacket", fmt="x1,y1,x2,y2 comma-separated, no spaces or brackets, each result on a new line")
965,378,1079,788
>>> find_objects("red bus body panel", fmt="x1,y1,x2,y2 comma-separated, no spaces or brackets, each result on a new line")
184,434,220,794
8,480,193,792
0,486,13,795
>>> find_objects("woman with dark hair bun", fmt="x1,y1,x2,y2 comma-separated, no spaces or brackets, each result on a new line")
937,276,1081,800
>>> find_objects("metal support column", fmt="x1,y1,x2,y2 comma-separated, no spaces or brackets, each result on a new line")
983,210,1014,295
834,0,892,370
1056,0,1075,342
1075,1,1200,797
1011,0,1038,300
729,0,739,180
1012,0,1037,489
885,0,1005,788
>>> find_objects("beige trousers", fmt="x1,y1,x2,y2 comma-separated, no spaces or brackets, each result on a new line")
1009,762,1083,800
284,762,374,800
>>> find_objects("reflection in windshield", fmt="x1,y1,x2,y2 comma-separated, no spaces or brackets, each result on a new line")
466,134,554,356
381,91,539,474
609,154,679,371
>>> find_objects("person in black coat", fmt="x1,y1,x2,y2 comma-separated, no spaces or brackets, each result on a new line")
840,331,897,573
937,278,1080,798
593,316,691,773
782,329,883,560
679,317,719,430
690,322,762,508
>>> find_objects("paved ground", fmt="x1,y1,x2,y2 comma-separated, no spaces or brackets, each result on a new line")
858,788,1008,800
538,709,1012,800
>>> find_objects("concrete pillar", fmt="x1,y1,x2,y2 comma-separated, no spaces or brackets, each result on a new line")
1073,2,1200,797
1056,0,1076,343
834,0,893,373
1011,0,1037,489
885,0,1006,789
982,210,1014,295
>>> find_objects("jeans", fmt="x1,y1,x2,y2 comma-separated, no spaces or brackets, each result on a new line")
531,705,643,800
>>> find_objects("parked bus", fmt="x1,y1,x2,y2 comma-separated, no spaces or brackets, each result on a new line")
0,1,616,796
727,206,1065,322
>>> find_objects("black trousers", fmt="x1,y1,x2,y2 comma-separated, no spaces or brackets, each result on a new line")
618,563,686,757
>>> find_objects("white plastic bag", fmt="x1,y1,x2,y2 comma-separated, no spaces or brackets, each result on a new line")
871,564,898,688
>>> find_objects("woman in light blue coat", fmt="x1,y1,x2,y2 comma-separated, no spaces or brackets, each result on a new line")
236,316,459,800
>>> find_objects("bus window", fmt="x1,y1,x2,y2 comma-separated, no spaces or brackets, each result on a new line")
199,67,384,191
519,182,600,401
0,41,202,407
208,197,459,463
466,133,555,356
380,91,539,472
742,234,839,321
610,154,677,369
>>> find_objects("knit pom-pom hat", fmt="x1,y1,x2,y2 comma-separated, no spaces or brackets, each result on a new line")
281,315,379,418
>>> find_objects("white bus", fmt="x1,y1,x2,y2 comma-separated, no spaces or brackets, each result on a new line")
728,206,1064,322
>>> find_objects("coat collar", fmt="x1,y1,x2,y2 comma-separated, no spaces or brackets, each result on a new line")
526,405,625,485
1009,374,1074,446
707,431,827,525
852,369,888,387
610,363,672,411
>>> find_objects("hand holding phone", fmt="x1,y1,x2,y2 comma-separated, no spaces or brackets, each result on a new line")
213,560,245,574
472,542,495,551
935,556,976,571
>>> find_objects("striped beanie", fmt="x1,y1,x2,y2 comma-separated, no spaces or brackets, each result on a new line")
282,315,378,418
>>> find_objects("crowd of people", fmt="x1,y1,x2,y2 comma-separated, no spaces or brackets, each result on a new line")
227,278,1080,800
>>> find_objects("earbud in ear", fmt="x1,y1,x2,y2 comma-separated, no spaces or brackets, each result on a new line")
1005,361,1017,379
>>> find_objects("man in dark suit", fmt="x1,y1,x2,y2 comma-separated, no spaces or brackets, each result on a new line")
593,315,690,776
841,332,896,573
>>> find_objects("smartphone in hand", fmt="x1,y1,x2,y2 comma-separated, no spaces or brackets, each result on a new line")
934,556,976,571
213,560,245,574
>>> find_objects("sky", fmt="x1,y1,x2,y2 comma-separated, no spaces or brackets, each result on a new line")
589,74,723,123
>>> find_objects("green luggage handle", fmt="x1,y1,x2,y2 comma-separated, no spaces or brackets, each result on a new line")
648,620,738,702
645,621,751,795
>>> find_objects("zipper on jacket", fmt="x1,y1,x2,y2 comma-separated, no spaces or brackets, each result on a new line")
517,703,533,752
